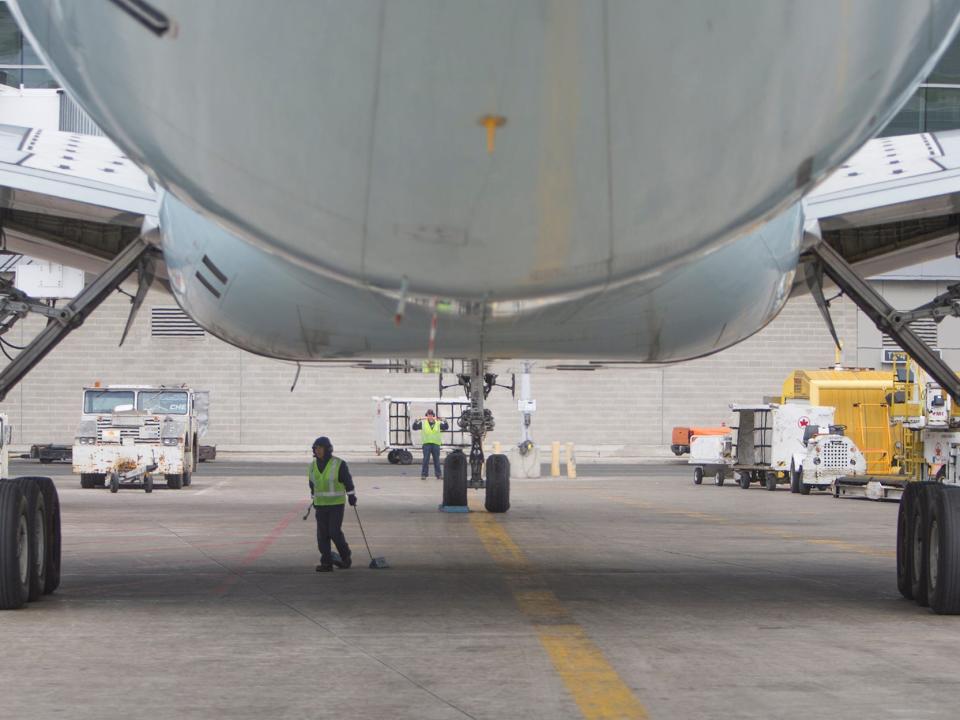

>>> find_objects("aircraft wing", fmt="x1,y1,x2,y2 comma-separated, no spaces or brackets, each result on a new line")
802,129,960,279
0,124,158,275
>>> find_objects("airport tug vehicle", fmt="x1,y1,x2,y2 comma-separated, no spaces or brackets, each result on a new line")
73,385,208,492
798,424,866,494
691,403,866,492
0,413,61,609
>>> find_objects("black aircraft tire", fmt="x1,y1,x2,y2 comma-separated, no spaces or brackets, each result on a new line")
484,454,510,513
911,483,934,607
927,485,960,614
442,451,468,507
0,481,30,609
11,479,46,602
165,473,183,490
790,462,801,494
31,477,60,595
898,482,919,600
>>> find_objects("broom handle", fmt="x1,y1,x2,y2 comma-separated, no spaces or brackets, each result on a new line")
354,505,374,561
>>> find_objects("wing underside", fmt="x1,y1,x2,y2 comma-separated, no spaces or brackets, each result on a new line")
0,124,159,276
801,129,960,282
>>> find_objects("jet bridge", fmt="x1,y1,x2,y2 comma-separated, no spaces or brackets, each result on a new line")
0,230,158,402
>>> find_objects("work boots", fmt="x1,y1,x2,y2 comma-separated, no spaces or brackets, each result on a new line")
333,555,352,569
315,564,333,573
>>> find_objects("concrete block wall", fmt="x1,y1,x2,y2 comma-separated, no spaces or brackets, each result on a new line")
0,287,867,457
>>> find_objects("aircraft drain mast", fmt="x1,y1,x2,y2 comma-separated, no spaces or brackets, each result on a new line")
439,359,514,512
512,361,541,478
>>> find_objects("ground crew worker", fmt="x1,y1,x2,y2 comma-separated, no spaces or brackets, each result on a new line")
411,409,448,480
308,436,356,572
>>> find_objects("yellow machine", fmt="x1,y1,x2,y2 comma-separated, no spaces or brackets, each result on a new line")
887,355,960,481
781,368,900,475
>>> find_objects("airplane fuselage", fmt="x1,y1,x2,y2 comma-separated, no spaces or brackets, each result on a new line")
11,1,960,359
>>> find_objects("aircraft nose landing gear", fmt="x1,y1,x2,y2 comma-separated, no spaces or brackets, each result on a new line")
440,359,512,513
459,407,494,489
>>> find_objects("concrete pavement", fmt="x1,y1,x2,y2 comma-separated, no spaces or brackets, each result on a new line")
1,460,956,719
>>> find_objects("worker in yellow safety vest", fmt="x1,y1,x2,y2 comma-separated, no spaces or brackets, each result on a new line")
411,409,449,480
308,436,356,572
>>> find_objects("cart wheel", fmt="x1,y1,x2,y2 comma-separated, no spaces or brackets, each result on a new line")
714,470,725,487
790,462,801,494
738,472,750,490
399,449,413,465
693,467,703,485
109,473,119,494
144,475,153,494
387,449,400,465
765,472,777,491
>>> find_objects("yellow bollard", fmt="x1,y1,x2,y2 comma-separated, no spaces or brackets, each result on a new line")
551,441,561,477
565,442,577,479
493,441,502,454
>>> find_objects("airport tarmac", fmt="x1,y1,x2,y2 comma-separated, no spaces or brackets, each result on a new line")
2,459,958,720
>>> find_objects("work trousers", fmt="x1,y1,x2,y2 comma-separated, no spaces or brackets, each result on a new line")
421,444,442,478
315,503,351,567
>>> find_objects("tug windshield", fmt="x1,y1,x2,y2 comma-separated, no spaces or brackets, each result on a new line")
83,390,135,414
137,391,189,415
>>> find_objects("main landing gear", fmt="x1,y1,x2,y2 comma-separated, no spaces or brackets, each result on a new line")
0,477,61,609
809,241,960,613
898,482,960,613
0,232,156,609
439,359,511,513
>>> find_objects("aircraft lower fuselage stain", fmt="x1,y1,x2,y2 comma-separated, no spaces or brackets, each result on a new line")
10,1,960,360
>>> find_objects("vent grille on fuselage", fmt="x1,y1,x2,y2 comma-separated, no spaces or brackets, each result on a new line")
151,307,204,338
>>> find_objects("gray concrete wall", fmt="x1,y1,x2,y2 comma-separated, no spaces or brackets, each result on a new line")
0,286,871,456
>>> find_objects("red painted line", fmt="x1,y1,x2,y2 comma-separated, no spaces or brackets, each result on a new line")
214,507,301,595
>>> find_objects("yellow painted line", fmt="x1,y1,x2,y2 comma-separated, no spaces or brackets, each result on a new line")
601,495,894,560
469,510,648,719
805,538,895,559
469,507,527,571
539,624,649,720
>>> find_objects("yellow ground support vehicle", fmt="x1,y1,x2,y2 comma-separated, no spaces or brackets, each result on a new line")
782,369,900,475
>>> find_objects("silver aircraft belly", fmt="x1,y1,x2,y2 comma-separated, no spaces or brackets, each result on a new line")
12,1,960,304
160,194,800,361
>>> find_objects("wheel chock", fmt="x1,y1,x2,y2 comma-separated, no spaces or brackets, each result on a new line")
438,504,470,513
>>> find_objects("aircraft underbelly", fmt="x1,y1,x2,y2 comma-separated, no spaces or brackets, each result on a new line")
13,1,960,301
161,195,800,361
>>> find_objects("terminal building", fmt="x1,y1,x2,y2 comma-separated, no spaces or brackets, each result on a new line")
0,2,959,457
